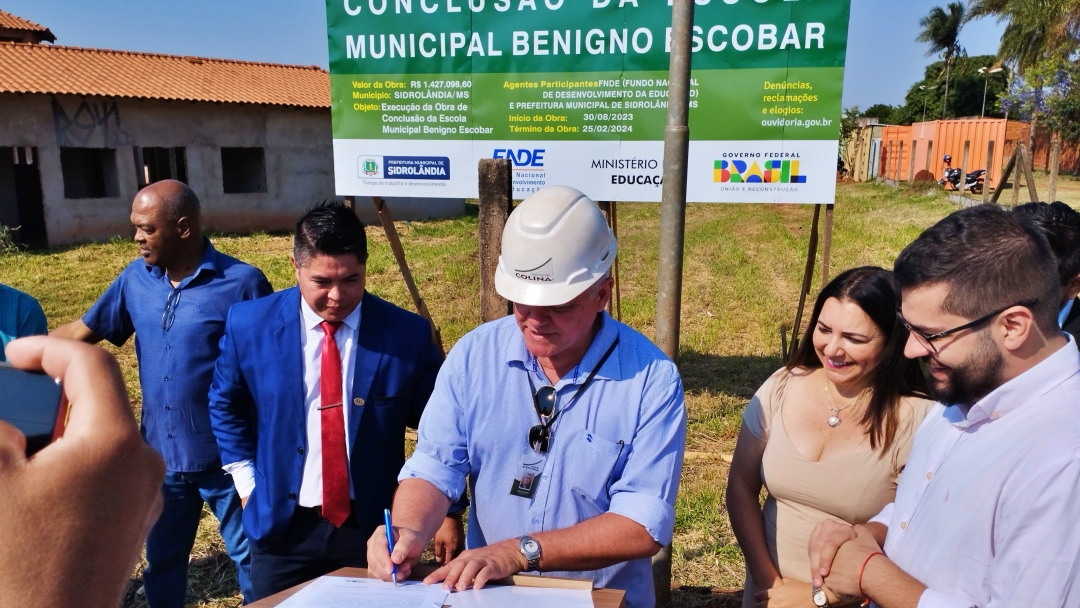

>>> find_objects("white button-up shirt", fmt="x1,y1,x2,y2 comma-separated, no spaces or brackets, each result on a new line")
869,339,1080,608
223,298,360,505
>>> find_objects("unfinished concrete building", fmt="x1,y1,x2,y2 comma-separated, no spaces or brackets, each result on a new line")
0,9,461,248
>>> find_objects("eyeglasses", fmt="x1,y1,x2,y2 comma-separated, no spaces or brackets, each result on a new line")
896,299,1038,355
161,288,181,331
528,385,558,453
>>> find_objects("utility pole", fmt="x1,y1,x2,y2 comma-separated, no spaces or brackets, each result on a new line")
978,66,1004,118
919,85,936,123
654,0,694,603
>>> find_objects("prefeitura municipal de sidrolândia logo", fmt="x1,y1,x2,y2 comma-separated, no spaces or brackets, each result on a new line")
361,158,379,177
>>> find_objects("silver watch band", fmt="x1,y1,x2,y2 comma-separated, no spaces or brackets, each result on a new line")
518,535,541,572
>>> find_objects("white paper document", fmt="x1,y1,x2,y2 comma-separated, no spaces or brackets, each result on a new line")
277,576,448,608
442,585,594,608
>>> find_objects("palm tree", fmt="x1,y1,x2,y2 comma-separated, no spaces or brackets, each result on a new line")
917,2,967,119
968,0,1080,72
967,0,1080,199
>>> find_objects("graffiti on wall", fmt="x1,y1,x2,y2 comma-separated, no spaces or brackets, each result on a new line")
51,97,135,148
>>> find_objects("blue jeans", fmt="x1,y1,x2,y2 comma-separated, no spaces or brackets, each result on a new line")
143,469,253,607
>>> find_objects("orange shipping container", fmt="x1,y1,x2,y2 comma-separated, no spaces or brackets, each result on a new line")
879,118,1030,186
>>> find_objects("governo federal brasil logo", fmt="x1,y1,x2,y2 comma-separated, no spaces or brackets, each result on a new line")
714,160,807,184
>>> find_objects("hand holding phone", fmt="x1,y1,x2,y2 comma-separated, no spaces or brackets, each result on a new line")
0,362,69,455
0,336,165,608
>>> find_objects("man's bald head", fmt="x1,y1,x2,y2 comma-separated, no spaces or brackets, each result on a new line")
130,181,203,268
137,180,201,226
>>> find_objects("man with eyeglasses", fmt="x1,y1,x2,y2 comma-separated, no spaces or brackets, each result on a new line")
365,186,687,608
806,205,1080,608
52,179,271,607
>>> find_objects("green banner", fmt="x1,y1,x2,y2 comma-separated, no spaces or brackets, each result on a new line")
326,0,851,203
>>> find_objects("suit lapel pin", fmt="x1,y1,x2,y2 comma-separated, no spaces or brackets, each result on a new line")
353,398,364,406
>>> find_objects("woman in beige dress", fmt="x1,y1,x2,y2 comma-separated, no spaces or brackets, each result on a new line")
726,266,932,608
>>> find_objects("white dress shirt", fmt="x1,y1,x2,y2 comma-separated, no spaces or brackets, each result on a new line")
223,298,361,505
868,338,1080,608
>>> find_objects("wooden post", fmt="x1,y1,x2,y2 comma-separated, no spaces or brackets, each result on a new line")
371,196,444,352
1049,134,1061,202
821,204,834,286
982,141,992,204
478,158,514,322
596,202,623,320
787,204,822,359
1011,151,1022,207
1020,144,1039,203
597,202,615,317
990,146,1018,205
959,144,968,199
610,201,622,321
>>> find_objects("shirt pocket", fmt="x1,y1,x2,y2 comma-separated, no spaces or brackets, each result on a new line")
368,390,413,431
567,432,626,519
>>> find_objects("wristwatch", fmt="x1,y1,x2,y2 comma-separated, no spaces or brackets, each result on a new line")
518,535,542,572
812,585,831,608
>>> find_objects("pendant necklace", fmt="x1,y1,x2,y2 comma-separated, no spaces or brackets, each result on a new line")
823,374,868,427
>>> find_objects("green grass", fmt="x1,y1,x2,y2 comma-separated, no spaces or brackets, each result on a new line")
0,182,958,607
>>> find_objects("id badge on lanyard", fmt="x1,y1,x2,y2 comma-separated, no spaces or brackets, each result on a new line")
508,335,620,500
510,451,548,499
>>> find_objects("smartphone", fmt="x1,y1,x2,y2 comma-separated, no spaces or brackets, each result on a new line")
0,363,69,456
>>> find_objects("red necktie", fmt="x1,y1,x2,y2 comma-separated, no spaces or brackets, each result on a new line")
319,321,351,527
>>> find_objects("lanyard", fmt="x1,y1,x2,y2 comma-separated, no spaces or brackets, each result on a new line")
526,335,620,427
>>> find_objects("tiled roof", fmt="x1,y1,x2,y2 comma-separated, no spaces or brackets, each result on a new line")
0,9,49,32
0,9,55,41
0,42,330,108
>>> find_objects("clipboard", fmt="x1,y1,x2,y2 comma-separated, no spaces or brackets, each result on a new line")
248,565,626,608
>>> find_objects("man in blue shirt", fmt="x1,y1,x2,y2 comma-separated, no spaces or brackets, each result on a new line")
366,186,687,608
52,180,271,607
0,282,47,362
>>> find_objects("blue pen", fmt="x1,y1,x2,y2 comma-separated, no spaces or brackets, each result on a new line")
384,508,398,587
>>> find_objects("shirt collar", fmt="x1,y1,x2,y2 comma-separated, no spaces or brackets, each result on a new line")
300,295,362,334
507,311,622,387
1059,299,1075,328
145,237,219,286
950,335,1080,429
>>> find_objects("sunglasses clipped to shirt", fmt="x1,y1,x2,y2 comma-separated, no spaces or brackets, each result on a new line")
529,385,558,453
526,337,619,454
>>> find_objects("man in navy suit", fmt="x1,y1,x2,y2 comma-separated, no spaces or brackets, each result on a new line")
209,202,462,600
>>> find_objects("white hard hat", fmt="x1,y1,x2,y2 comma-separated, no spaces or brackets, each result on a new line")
495,185,617,306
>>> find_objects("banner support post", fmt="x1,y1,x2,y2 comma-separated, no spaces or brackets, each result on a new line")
786,204,823,360
598,201,623,321
654,0,695,603
371,196,445,353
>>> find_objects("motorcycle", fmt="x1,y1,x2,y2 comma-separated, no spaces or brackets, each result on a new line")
939,168,985,194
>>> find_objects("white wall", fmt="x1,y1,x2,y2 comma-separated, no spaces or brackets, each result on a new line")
0,93,464,245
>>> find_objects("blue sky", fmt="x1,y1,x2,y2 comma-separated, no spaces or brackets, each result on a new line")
3,0,1006,109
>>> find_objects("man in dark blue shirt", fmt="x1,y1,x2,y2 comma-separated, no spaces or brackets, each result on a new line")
53,180,272,607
